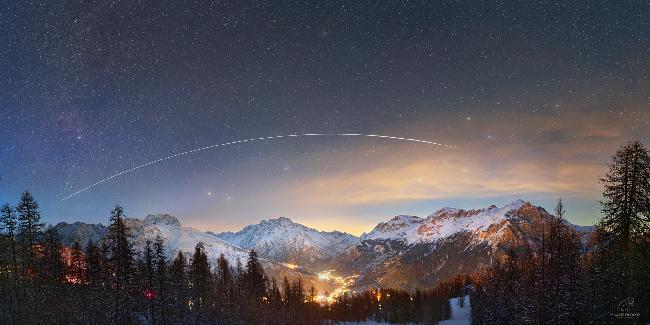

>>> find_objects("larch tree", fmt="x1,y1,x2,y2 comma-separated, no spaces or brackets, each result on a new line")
189,242,212,320
39,226,66,283
1,203,21,321
69,241,85,284
169,250,189,322
141,239,155,322
595,141,650,321
243,250,268,304
546,198,585,323
83,240,102,286
215,252,232,320
268,278,282,308
153,235,167,322
106,205,134,322
16,191,43,272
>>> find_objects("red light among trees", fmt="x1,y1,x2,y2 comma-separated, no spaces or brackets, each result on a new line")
144,289,157,301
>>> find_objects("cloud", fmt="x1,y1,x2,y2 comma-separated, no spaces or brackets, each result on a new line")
194,106,649,235
272,148,605,209
263,107,647,219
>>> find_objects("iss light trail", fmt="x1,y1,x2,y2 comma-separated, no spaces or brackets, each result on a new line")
60,133,456,201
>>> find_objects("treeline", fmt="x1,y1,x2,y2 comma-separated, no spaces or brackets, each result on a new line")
0,194,451,324
328,287,451,324
471,141,650,324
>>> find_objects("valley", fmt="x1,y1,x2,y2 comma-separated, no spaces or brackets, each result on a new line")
52,199,595,295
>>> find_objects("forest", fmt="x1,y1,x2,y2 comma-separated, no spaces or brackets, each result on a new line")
0,198,453,324
470,141,650,324
1,141,649,324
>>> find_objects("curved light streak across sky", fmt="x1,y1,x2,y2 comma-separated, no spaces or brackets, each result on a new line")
60,133,456,201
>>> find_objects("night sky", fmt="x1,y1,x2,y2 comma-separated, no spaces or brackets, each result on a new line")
1,1,649,235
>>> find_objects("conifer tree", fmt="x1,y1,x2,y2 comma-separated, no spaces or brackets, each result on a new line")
39,227,66,283
84,240,102,286
214,252,232,320
153,235,167,322
594,141,650,321
233,258,244,306
169,250,189,322
106,205,134,322
67,240,87,322
143,239,155,289
1,203,20,321
546,199,585,323
293,278,304,305
269,278,282,307
189,242,212,320
600,141,650,248
308,285,317,303
16,191,43,272
243,250,268,303
69,241,85,284
141,239,155,322
283,276,291,306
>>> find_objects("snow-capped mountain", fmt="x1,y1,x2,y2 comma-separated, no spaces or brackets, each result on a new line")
361,199,529,246
52,214,337,293
52,214,254,264
218,217,359,269
52,201,595,292
55,214,349,293
332,200,595,290
52,221,107,247
361,215,422,243
360,199,592,247
123,214,252,264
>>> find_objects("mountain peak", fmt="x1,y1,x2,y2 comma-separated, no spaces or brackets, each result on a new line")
144,214,181,227
217,217,359,266
505,199,526,209
260,217,298,227
271,216,294,223
432,207,460,216
389,215,421,223
363,200,540,245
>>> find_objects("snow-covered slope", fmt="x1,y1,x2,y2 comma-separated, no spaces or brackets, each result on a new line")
360,215,422,243
52,202,595,292
361,199,557,246
53,214,337,293
124,214,252,264
335,200,596,290
218,217,359,268
53,214,253,264
52,221,107,247
440,296,471,325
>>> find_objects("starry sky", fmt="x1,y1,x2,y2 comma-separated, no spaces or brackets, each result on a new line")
1,1,649,235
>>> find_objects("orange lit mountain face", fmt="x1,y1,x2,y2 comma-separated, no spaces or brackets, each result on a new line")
332,201,594,290
53,200,594,291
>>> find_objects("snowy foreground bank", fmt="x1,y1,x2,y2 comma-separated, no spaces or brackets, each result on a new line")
338,296,471,325
439,296,471,324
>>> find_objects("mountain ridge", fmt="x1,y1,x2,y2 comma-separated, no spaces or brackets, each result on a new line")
217,216,359,269
331,200,596,290
52,200,596,291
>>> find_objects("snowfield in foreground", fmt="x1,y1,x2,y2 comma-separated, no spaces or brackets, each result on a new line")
338,296,471,325
439,296,471,325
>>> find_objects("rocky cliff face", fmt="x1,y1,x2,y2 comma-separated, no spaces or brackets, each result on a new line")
53,201,595,292
217,217,358,269
331,200,593,290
